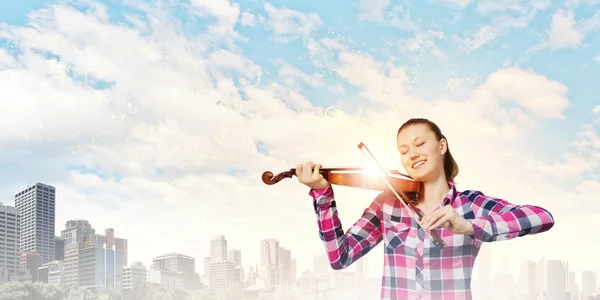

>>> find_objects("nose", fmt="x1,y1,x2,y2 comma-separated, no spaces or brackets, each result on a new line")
409,148,419,159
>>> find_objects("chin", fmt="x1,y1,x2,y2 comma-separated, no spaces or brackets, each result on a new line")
408,169,432,182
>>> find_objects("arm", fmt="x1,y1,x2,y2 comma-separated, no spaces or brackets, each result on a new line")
309,185,383,270
465,190,555,243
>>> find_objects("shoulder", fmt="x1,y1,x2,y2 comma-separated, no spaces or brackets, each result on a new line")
457,189,486,201
455,189,499,207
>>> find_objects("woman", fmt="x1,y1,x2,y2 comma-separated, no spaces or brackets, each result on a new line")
295,118,555,300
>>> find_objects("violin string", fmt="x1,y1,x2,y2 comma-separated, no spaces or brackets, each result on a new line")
357,143,438,243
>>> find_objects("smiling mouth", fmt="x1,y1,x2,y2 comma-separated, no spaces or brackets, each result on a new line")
412,160,426,169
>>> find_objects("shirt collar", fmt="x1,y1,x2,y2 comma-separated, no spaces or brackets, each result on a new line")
442,181,457,206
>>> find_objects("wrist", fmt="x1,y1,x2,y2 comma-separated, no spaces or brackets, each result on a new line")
463,219,475,235
309,179,330,190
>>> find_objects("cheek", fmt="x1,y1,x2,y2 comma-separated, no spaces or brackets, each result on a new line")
400,155,410,168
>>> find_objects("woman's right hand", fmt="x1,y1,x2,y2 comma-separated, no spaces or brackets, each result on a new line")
296,161,330,190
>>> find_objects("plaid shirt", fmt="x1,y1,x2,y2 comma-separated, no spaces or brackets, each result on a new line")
309,181,555,300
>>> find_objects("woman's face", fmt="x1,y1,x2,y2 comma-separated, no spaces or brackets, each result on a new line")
397,124,446,182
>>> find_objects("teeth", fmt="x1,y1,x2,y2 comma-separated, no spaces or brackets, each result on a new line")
413,161,425,168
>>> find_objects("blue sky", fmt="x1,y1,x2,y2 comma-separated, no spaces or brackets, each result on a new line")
1,0,600,280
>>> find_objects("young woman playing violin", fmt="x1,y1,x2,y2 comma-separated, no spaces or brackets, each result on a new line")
295,118,555,300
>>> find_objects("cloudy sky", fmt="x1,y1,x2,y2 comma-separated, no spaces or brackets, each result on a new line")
1,0,599,280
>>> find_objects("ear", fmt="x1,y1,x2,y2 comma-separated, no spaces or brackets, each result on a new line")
440,138,447,155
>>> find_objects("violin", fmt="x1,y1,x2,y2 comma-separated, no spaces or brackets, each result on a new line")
261,142,446,249
262,166,421,196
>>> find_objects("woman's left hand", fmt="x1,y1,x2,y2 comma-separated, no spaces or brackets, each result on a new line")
421,205,475,235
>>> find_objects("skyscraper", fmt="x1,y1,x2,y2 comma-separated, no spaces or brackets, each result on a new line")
105,228,115,249
582,271,597,299
0,202,20,279
228,249,242,266
260,239,280,286
14,183,56,264
211,235,227,262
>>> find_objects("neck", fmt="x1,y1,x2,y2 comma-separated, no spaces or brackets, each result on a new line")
418,174,450,207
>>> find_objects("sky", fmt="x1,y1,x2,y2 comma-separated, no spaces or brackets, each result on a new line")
0,0,599,281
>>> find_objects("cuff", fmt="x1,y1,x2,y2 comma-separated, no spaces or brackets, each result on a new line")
469,216,493,242
308,185,333,200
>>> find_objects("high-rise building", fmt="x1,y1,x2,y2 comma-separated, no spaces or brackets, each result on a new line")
290,259,296,283
582,271,597,299
54,237,65,261
279,247,291,286
115,238,128,266
204,256,211,276
0,202,20,279
211,236,227,262
537,257,546,299
61,220,95,245
546,260,568,300
209,260,238,289
14,183,56,264
260,239,280,287
38,260,64,285
148,252,201,291
123,261,147,290
519,260,537,300
20,251,41,281
105,228,115,249
228,249,241,266
78,244,124,292
61,220,95,287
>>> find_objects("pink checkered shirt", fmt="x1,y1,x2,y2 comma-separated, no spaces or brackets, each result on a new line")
309,181,555,300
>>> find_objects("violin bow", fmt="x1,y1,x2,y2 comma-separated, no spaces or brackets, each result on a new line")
357,142,446,249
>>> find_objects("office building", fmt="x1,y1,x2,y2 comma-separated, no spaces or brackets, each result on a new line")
0,203,20,280
14,183,56,264
123,261,147,290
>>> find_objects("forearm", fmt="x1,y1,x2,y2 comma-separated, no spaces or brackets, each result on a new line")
471,204,555,242
311,187,382,269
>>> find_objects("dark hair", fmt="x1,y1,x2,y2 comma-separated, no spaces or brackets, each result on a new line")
397,118,459,182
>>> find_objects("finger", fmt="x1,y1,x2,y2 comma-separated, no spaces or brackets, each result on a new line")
303,162,314,181
421,210,444,228
313,163,322,177
427,215,452,231
296,164,303,179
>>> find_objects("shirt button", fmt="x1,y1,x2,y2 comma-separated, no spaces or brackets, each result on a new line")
417,274,423,279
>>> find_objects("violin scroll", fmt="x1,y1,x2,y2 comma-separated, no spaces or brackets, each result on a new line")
261,170,294,185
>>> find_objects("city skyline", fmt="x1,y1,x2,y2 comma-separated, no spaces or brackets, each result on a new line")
3,185,600,284
2,186,600,298
1,0,600,297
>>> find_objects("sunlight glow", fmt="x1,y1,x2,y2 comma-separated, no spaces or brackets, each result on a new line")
364,163,383,177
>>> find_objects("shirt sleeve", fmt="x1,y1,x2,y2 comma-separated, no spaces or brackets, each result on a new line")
309,185,384,270
464,190,555,243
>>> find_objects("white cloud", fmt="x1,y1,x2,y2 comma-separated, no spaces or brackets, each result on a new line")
397,30,447,61
0,1,598,276
547,10,584,49
522,9,600,57
239,12,256,27
454,25,497,52
440,0,472,9
358,0,418,31
455,0,548,52
473,67,571,119
533,107,600,179
190,0,240,28
263,3,323,43
277,64,324,88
